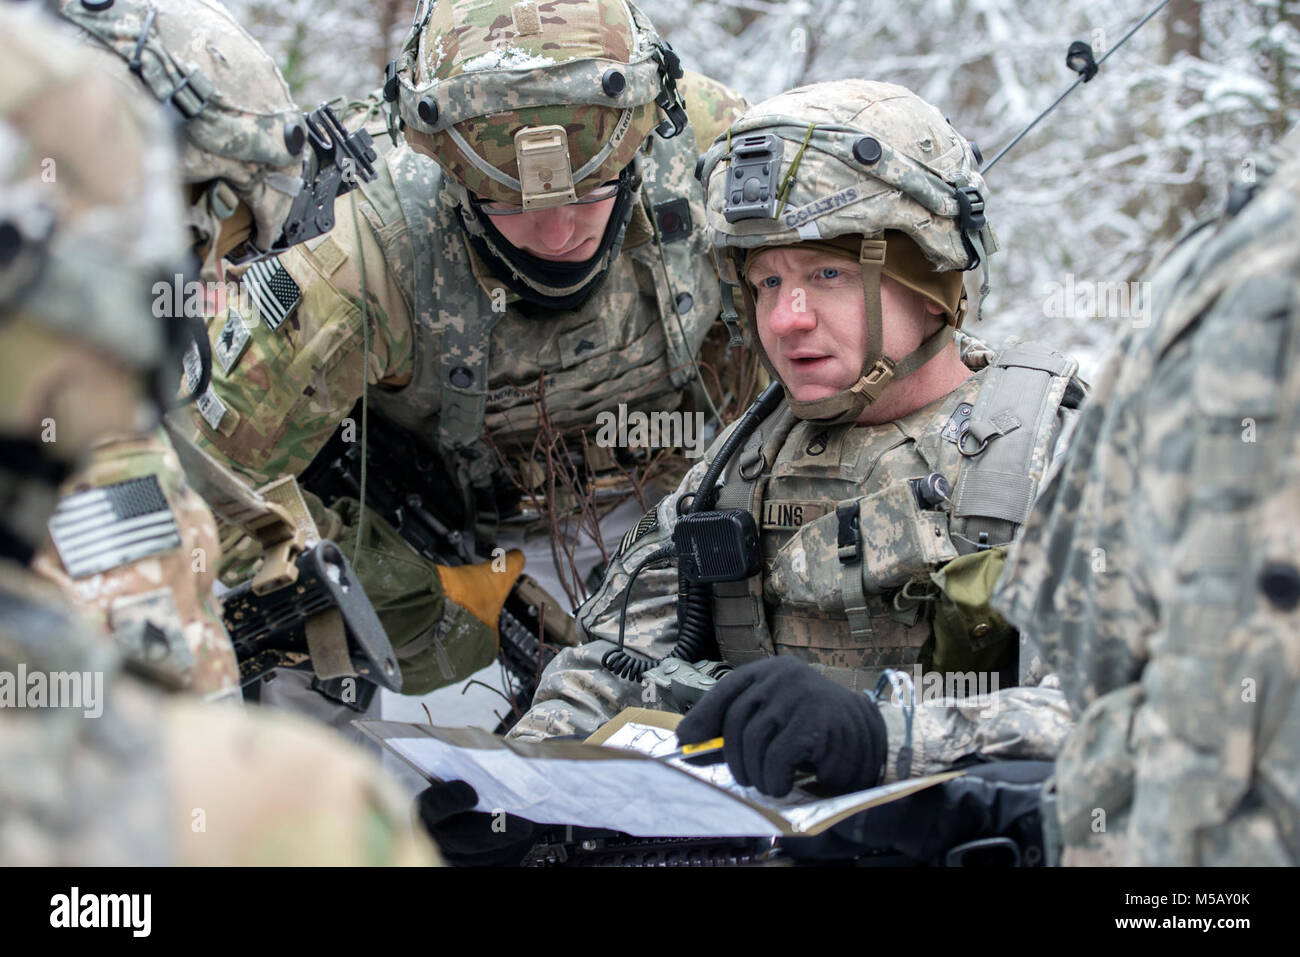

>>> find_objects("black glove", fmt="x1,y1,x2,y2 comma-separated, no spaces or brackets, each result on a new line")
676,656,887,797
416,780,537,867
783,760,1054,865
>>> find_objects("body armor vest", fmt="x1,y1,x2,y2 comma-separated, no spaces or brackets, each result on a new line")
711,341,1079,690
356,126,718,529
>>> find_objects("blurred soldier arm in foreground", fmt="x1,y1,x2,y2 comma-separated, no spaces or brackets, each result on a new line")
0,2,438,867
0,568,440,866
32,429,241,700
994,126,1300,865
164,697,441,865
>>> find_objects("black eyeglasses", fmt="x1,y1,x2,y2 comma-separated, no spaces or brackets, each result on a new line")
471,180,621,216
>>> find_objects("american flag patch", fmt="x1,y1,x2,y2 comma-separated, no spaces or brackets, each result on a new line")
242,256,302,332
48,476,181,578
619,507,659,555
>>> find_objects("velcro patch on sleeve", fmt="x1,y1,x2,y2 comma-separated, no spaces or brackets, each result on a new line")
48,476,181,578
619,507,660,555
242,256,303,332
214,306,252,374
305,233,347,275
182,342,232,433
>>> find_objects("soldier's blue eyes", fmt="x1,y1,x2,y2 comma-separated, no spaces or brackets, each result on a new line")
755,268,840,289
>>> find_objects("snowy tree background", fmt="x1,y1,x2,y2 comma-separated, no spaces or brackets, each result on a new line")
228,0,1299,375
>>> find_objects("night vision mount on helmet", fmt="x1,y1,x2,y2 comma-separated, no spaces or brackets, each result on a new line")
56,0,378,268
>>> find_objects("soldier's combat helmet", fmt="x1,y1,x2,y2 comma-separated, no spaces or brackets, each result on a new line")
389,0,691,308
1,5,185,413
1,1,187,567
699,79,998,423
54,0,372,277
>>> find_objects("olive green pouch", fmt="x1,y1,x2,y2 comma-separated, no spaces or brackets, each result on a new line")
326,497,497,695
928,546,1015,674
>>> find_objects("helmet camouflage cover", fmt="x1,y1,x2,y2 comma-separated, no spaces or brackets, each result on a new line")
393,0,684,207
56,0,307,267
699,79,998,422
1,3,184,381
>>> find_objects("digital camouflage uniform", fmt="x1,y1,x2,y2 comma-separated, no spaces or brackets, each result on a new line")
0,3,440,866
510,81,1079,781
995,125,1300,866
30,0,323,700
186,0,749,693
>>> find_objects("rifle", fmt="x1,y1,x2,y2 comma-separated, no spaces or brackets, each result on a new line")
221,539,401,701
299,403,578,728
161,418,402,702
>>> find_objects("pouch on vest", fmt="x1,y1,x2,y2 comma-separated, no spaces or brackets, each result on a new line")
327,497,497,695
928,546,1016,676
768,481,956,612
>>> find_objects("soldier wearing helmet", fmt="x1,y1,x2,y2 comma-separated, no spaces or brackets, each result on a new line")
504,79,1082,822
181,0,750,706
0,2,439,866
53,0,352,281
30,0,379,702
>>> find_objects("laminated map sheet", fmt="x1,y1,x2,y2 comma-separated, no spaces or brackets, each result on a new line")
357,709,959,838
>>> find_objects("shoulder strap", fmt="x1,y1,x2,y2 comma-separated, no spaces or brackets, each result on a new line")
635,122,714,395
375,147,501,535
950,341,1080,555
710,403,798,664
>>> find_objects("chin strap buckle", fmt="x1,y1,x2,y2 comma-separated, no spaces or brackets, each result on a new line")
853,358,896,404
719,284,745,347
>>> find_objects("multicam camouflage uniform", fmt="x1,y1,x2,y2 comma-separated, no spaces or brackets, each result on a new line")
54,0,308,275
0,4,440,866
185,0,749,692
510,81,1080,780
32,435,239,699
995,125,1300,866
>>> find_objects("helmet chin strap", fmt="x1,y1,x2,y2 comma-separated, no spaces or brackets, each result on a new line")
457,164,639,310
746,237,952,424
